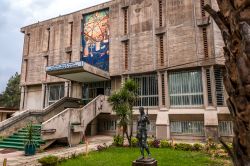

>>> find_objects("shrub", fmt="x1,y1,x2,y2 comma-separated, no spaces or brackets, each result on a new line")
192,143,203,151
160,140,172,148
147,139,154,147
205,138,218,151
38,155,58,166
174,143,193,151
113,135,124,146
131,137,138,147
152,139,160,148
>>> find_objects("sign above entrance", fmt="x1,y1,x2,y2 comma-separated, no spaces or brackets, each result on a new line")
46,61,84,72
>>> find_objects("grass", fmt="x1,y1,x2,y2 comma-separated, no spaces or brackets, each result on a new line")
59,147,232,166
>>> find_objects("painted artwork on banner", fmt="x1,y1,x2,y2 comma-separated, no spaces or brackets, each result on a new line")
81,9,109,71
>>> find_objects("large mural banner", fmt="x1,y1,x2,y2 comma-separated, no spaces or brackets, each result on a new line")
81,9,109,71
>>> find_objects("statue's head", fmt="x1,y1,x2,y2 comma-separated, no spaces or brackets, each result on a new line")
139,107,144,115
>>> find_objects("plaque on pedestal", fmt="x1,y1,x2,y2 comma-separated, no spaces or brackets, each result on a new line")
132,158,157,166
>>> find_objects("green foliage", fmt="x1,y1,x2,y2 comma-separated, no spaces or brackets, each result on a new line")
160,140,172,148
0,72,20,108
108,79,139,146
192,143,203,151
131,137,138,147
205,137,219,151
25,122,37,145
59,147,231,166
174,143,194,151
146,138,152,147
38,155,58,166
113,135,124,146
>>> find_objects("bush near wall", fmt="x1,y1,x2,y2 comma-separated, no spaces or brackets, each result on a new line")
113,135,124,146
112,137,231,158
38,155,58,166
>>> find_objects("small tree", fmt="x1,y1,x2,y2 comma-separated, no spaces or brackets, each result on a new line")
108,79,138,146
0,72,20,108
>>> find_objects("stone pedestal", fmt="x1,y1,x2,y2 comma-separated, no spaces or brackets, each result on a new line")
132,158,157,166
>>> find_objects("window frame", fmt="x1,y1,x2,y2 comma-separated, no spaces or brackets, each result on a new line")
48,84,65,105
168,70,204,107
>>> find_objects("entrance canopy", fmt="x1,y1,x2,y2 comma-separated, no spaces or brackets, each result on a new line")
46,61,110,82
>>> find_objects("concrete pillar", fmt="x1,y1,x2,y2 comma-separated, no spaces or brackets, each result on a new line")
19,86,25,110
156,111,170,139
41,84,46,108
64,81,71,97
164,70,170,109
204,110,218,140
210,66,217,107
71,82,82,99
202,67,208,108
157,72,163,108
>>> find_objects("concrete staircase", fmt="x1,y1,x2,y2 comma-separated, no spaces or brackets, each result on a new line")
41,95,112,146
0,124,45,150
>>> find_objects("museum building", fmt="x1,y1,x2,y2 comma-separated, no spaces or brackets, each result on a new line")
18,0,232,141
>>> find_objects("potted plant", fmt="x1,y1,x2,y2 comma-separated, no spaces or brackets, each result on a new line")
24,122,37,156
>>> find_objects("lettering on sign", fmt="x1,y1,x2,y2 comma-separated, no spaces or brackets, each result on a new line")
46,61,83,72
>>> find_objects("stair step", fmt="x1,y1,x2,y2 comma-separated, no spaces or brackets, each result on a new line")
0,144,24,150
0,124,44,151
3,138,45,144
0,141,40,147
10,135,42,139
14,132,41,136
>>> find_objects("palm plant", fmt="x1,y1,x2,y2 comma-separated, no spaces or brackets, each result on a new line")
108,79,138,146
24,122,37,156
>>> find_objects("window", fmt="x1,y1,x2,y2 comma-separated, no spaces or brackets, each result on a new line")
133,120,156,132
161,73,165,106
219,121,233,136
159,0,163,27
171,121,204,135
214,67,224,106
26,33,30,55
98,119,117,132
69,22,73,46
123,7,128,35
206,68,213,105
47,28,50,51
132,74,158,107
159,35,164,66
82,81,111,104
48,84,64,105
168,70,203,107
124,41,129,70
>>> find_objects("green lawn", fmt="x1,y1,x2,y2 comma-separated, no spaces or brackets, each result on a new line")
59,147,231,166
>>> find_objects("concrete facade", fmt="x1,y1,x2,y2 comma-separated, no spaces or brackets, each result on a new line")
19,0,231,141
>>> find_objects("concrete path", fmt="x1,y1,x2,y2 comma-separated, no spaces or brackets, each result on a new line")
0,135,113,166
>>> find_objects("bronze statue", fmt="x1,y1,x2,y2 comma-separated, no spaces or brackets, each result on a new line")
136,107,151,160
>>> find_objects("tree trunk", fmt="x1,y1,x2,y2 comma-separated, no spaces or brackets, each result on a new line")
204,1,250,165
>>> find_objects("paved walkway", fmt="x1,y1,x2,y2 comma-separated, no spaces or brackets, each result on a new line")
0,135,113,166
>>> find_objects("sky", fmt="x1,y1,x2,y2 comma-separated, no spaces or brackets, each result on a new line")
0,0,110,93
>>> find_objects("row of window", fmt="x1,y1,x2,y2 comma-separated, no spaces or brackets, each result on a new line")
171,121,233,136
131,68,224,107
47,68,225,107
94,119,234,136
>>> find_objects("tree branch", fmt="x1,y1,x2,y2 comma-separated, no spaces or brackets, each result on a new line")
204,4,231,41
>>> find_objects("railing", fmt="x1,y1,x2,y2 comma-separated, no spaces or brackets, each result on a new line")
41,95,111,141
0,97,81,136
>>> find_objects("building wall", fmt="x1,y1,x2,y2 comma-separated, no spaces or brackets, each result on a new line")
18,0,232,140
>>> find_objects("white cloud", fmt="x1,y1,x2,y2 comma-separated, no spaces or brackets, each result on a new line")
0,0,110,92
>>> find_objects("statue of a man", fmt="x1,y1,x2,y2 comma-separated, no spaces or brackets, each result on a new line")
136,107,151,160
